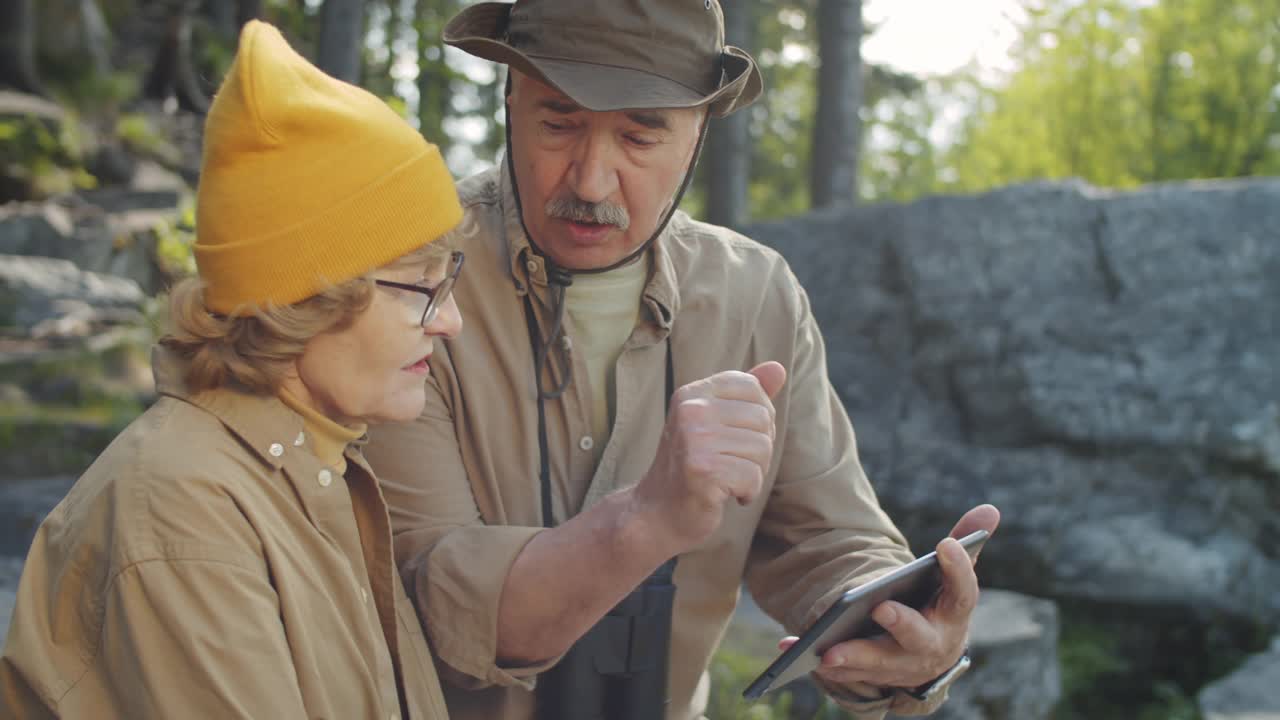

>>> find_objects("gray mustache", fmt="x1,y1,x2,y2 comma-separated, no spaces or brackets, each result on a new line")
545,196,630,231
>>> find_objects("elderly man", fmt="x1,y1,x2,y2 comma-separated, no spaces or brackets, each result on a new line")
365,1,1000,718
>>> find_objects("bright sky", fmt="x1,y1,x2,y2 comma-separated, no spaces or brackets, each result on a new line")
862,0,1027,77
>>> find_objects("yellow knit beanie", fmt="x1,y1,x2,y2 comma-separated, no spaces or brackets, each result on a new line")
194,20,462,315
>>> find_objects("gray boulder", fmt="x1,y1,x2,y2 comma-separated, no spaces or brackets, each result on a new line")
1199,636,1280,720
0,199,174,295
0,477,78,649
749,178,1280,625
0,202,80,259
0,254,145,334
0,476,76,559
0,91,63,129
0,556,25,649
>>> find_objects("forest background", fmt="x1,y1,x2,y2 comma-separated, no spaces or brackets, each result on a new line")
0,1,1277,719
3,0,1276,217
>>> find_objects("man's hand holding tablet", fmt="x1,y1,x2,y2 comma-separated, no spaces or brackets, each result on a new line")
744,504,1000,702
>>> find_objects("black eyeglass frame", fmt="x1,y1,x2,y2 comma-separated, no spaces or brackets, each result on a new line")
374,250,465,327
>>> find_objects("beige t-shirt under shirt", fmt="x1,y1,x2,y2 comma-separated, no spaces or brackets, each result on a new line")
562,255,649,466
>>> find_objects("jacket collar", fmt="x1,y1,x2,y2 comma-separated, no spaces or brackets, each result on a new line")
152,344,307,471
496,161,681,331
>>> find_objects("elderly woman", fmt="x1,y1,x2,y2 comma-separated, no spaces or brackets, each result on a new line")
0,22,461,719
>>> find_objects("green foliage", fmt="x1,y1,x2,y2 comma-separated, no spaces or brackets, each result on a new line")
1056,618,1132,706
1135,682,1200,720
706,648,857,720
193,19,239,97
1053,618,1205,720
115,113,164,155
893,0,1280,198
55,70,139,118
0,114,97,200
860,73,970,203
0,401,140,476
708,650,790,719
265,0,323,57
0,337,151,413
1052,602,1272,720
746,3,820,221
113,111,183,167
859,0,1280,202
154,200,198,279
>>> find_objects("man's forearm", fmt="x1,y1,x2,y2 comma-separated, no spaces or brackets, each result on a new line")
495,489,674,664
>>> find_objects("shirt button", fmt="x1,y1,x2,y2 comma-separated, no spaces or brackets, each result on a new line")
268,443,284,457
318,469,333,487
526,259,538,273
579,435,594,452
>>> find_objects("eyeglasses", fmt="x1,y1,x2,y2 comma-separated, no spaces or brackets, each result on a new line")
374,251,465,327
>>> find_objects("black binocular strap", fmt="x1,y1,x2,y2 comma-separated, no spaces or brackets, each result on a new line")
523,294,675,529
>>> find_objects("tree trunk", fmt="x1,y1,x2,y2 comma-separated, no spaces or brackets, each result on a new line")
206,0,238,40
810,0,862,208
416,0,450,144
78,0,112,76
703,0,752,229
143,1,209,113
0,0,43,94
317,0,368,84
237,0,265,28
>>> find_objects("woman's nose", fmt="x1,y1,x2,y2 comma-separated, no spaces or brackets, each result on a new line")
425,294,463,339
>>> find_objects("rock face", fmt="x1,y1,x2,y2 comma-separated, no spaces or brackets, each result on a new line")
1199,636,1280,720
0,197,176,296
925,590,1061,720
0,254,145,334
748,178,1280,625
0,476,76,559
0,556,24,649
0,91,64,128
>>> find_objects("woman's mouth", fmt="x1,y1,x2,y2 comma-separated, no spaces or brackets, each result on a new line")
403,355,431,375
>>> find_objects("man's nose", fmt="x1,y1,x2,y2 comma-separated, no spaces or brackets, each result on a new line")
568,132,620,203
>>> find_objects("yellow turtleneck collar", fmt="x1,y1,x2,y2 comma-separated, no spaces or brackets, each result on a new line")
277,387,367,474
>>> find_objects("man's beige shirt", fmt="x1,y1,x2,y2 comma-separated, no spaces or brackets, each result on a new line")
0,347,449,719
364,165,944,719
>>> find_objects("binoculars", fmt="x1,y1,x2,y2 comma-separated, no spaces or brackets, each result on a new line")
537,558,678,720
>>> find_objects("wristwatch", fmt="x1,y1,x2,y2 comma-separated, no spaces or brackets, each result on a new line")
905,648,972,702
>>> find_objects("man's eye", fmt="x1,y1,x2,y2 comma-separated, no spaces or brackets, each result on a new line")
627,134,658,148
542,121,573,132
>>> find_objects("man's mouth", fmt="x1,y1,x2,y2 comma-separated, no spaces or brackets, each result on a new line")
563,219,615,242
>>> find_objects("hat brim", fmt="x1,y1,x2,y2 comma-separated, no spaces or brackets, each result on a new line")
444,2,762,117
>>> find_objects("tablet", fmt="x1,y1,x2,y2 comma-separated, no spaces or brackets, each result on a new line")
741,529,990,700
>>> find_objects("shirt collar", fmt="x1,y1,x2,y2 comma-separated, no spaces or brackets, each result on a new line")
151,344,307,471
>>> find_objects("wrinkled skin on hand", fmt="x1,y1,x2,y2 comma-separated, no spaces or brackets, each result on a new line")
630,361,787,556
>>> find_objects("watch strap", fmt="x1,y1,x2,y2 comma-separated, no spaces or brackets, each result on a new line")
905,648,972,702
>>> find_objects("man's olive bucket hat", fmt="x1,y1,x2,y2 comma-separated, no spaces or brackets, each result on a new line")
444,0,764,117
